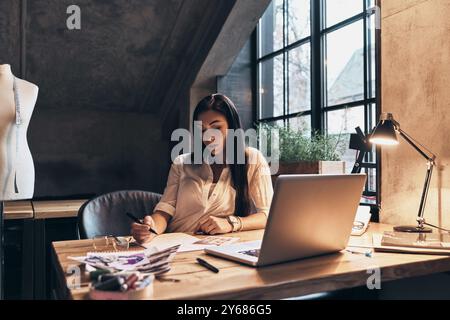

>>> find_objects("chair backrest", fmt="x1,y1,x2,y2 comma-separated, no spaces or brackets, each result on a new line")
77,190,162,239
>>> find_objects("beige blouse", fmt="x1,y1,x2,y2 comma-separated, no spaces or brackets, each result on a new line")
153,147,274,233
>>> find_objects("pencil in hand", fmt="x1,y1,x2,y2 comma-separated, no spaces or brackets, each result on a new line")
126,212,159,235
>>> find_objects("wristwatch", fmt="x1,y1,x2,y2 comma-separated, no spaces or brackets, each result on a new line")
227,215,240,232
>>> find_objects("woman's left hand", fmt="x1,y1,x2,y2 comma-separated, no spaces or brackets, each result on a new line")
197,216,232,235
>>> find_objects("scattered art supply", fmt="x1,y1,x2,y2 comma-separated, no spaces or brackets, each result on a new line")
70,244,180,274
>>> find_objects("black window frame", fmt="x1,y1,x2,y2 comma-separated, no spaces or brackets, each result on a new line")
256,0,381,209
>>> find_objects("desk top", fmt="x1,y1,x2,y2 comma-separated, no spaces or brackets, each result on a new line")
33,199,87,219
52,223,450,300
3,201,34,220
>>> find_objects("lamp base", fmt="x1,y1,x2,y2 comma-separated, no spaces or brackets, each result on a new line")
393,225,432,233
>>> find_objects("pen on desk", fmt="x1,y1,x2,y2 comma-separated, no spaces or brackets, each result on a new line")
346,249,373,257
196,257,219,273
126,212,159,236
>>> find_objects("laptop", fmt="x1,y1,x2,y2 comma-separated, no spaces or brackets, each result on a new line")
205,173,367,267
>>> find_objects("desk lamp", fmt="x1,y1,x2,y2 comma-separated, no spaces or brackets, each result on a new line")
370,113,436,233
349,126,373,174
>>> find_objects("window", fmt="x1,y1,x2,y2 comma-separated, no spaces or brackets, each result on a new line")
257,0,380,206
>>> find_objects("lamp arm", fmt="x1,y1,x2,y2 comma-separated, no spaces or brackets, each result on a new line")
396,126,436,227
396,128,436,162
417,163,434,225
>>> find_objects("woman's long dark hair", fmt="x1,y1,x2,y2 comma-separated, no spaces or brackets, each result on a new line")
192,94,251,217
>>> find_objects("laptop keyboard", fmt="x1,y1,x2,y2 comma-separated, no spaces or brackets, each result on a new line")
239,249,260,257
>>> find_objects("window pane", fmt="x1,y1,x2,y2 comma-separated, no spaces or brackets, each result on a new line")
369,12,376,98
362,167,377,194
259,55,284,119
259,0,284,57
366,103,377,164
288,115,311,135
325,0,364,28
326,20,364,106
326,106,365,173
288,43,311,114
268,119,285,128
368,103,377,135
287,0,310,44
326,107,365,135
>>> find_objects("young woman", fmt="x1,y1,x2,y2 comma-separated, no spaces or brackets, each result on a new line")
131,94,273,244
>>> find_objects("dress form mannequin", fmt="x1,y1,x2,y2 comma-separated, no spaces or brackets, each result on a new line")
0,64,38,298
0,64,38,200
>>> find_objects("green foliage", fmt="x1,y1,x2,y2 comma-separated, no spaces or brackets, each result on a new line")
257,121,347,162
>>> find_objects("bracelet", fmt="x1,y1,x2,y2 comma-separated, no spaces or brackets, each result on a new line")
227,220,235,232
226,216,236,232
237,216,244,232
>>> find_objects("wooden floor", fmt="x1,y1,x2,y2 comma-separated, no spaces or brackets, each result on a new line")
51,223,450,300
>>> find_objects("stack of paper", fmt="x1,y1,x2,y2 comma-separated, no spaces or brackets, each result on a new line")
70,233,241,274
70,245,179,274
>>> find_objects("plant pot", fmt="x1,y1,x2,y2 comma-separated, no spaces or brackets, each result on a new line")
271,160,346,185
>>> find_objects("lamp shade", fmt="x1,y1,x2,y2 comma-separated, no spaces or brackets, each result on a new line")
369,113,399,145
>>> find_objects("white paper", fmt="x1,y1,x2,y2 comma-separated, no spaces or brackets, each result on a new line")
351,206,372,236
144,233,200,252
144,233,240,252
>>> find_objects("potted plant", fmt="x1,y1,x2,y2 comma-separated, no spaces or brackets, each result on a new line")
257,122,347,183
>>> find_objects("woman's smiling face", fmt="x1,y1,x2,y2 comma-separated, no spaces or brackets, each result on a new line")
197,110,229,156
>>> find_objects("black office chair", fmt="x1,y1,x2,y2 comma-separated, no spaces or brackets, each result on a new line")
77,190,162,239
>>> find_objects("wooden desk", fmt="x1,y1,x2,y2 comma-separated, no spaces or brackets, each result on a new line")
2,199,87,299
2,201,34,299
3,201,34,220
33,199,87,219
32,199,87,299
51,223,450,300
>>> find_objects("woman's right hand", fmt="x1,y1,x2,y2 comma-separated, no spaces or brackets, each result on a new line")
131,215,156,244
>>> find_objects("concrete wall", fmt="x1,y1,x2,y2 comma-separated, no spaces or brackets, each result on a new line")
218,38,256,130
381,0,450,228
0,0,264,198
190,38,255,132
188,0,270,131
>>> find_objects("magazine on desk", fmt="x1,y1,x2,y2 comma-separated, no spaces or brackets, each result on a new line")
70,245,180,274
